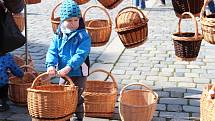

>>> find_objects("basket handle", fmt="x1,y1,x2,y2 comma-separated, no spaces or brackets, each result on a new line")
120,83,158,100
89,69,117,89
31,72,74,88
51,2,62,21
178,12,199,39
83,5,112,26
115,6,148,28
20,65,38,74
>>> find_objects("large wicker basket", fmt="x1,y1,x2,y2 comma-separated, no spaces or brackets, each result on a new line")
83,5,112,47
119,83,158,121
97,0,123,9
8,65,38,105
172,12,203,61
51,2,61,33
172,0,204,18
27,73,78,119
200,84,215,121
13,13,25,32
115,7,148,48
83,69,118,118
25,0,41,4
74,0,90,5
200,0,215,44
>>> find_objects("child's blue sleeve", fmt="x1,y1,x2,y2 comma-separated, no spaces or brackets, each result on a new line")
8,54,24,78
67,30,91,70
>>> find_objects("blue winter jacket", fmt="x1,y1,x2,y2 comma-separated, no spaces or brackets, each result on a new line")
46,29,91,77
0,53,24,86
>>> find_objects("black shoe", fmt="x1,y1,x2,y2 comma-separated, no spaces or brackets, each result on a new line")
0,103,9,112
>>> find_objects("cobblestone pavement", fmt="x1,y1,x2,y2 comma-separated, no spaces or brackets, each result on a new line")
2,0,214,120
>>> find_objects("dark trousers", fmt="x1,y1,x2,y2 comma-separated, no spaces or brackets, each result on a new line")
133,0,146,9
71,77,87,119
0,84,9,104
161,0,165,4
209,1,215,13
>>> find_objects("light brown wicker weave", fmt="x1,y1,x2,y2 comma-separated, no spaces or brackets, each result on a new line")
25,0,41,4
115,7,148,48
13,53,34,67
172,12,203,61
51,2,61,33
119,83,158,121
9,65,38,105
13,13,25,32
27,72,78,119
83,5,112,47
97,0,123,9
74,0,90,5
83,69,118,118
200,84,215,121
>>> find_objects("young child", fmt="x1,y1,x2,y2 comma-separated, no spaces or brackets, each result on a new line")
0,53,24,112
46,0,91,121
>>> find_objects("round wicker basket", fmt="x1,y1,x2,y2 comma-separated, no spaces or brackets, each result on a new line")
13,13,25,32
97,0,123,9
115,7,148,48
51,2,61,33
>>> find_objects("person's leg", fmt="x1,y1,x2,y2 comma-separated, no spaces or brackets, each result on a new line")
133,0,140,7
0,84,9,112
161,0,165,5
208,1,215,13
140,0,146,9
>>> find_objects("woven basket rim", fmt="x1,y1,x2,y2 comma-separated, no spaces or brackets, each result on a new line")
172,32,203,41
27,85,77,93
115,21,147,32
84,89,117,95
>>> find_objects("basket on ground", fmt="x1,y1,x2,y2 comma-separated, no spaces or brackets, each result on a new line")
9,65,38,105
74,0,90,5
172,0,204,18
83,69,118,118
13,13,25,32
200,0,215,44
27,72,78,119
97,0,123,9
83,5,112,47
51,2,61,33
115,7,148,48
25,0,41,4
172,12,203,61
119,83,158,121
200,84,215,121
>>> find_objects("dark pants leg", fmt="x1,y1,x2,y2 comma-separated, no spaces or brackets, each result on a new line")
140,0,146,9
133,0,140,7
0,84,9,104
71,77,87,120
161,0,165,5
209,1,215,13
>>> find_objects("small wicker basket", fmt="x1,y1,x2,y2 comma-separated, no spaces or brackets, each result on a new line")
51,2,61,33
115,7,148,48
119,83,158,121
13,13,25,32
83,69,118,118
172,12,203,61
200,84,215,121
25,0,41,4
27,73,78,119
172,0,204,18
74,0,90,5
83,5,112,47
97,0,123,9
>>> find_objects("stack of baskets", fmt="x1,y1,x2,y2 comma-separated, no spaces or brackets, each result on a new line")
97,0,123,9
172,0,204,18
115,7,148,48
83,5,112,47
200,84,215,121
8,65,38,105
13,13,25,32
51,2,61,33
201,0,215,44
172,12,203,61
27,73,78,120
119,83,158,121
83,69,117,118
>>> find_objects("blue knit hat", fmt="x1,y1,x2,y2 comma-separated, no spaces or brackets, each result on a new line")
60,0,81,22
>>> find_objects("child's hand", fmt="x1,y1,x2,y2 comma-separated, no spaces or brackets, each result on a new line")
58,66,71,77
47,66,56,77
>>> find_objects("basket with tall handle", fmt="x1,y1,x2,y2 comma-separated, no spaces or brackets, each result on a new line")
51,2,61,33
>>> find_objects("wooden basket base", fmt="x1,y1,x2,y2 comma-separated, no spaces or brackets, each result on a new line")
31,114,72,121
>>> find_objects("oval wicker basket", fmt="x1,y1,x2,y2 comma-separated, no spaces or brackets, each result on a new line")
115,7,148,48
119,83,158,121
172,12,203,61
74,0,90,5
83,69,118,118
200,0,215,44
9,65,38,105
172,0,204,18
83,5,112,47
25,0,41,4
200,84,215,121
97,0,123,9
13,13,25,32
27,72,78,119
51,2,61,33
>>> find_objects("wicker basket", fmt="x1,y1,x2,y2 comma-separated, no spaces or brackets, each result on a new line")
74,0,90,5
8,65,38,105
51,2,61,33
27,72,78,119
172,0,204,18
172,12,203,61
119,83,158,121
200,0,215,44
25,0,41,4
13,13,25,32
115,7,148,48
83,5,112,47
13,53,34,67
83,69,118,118
97,0,123,9
200,84,215,121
